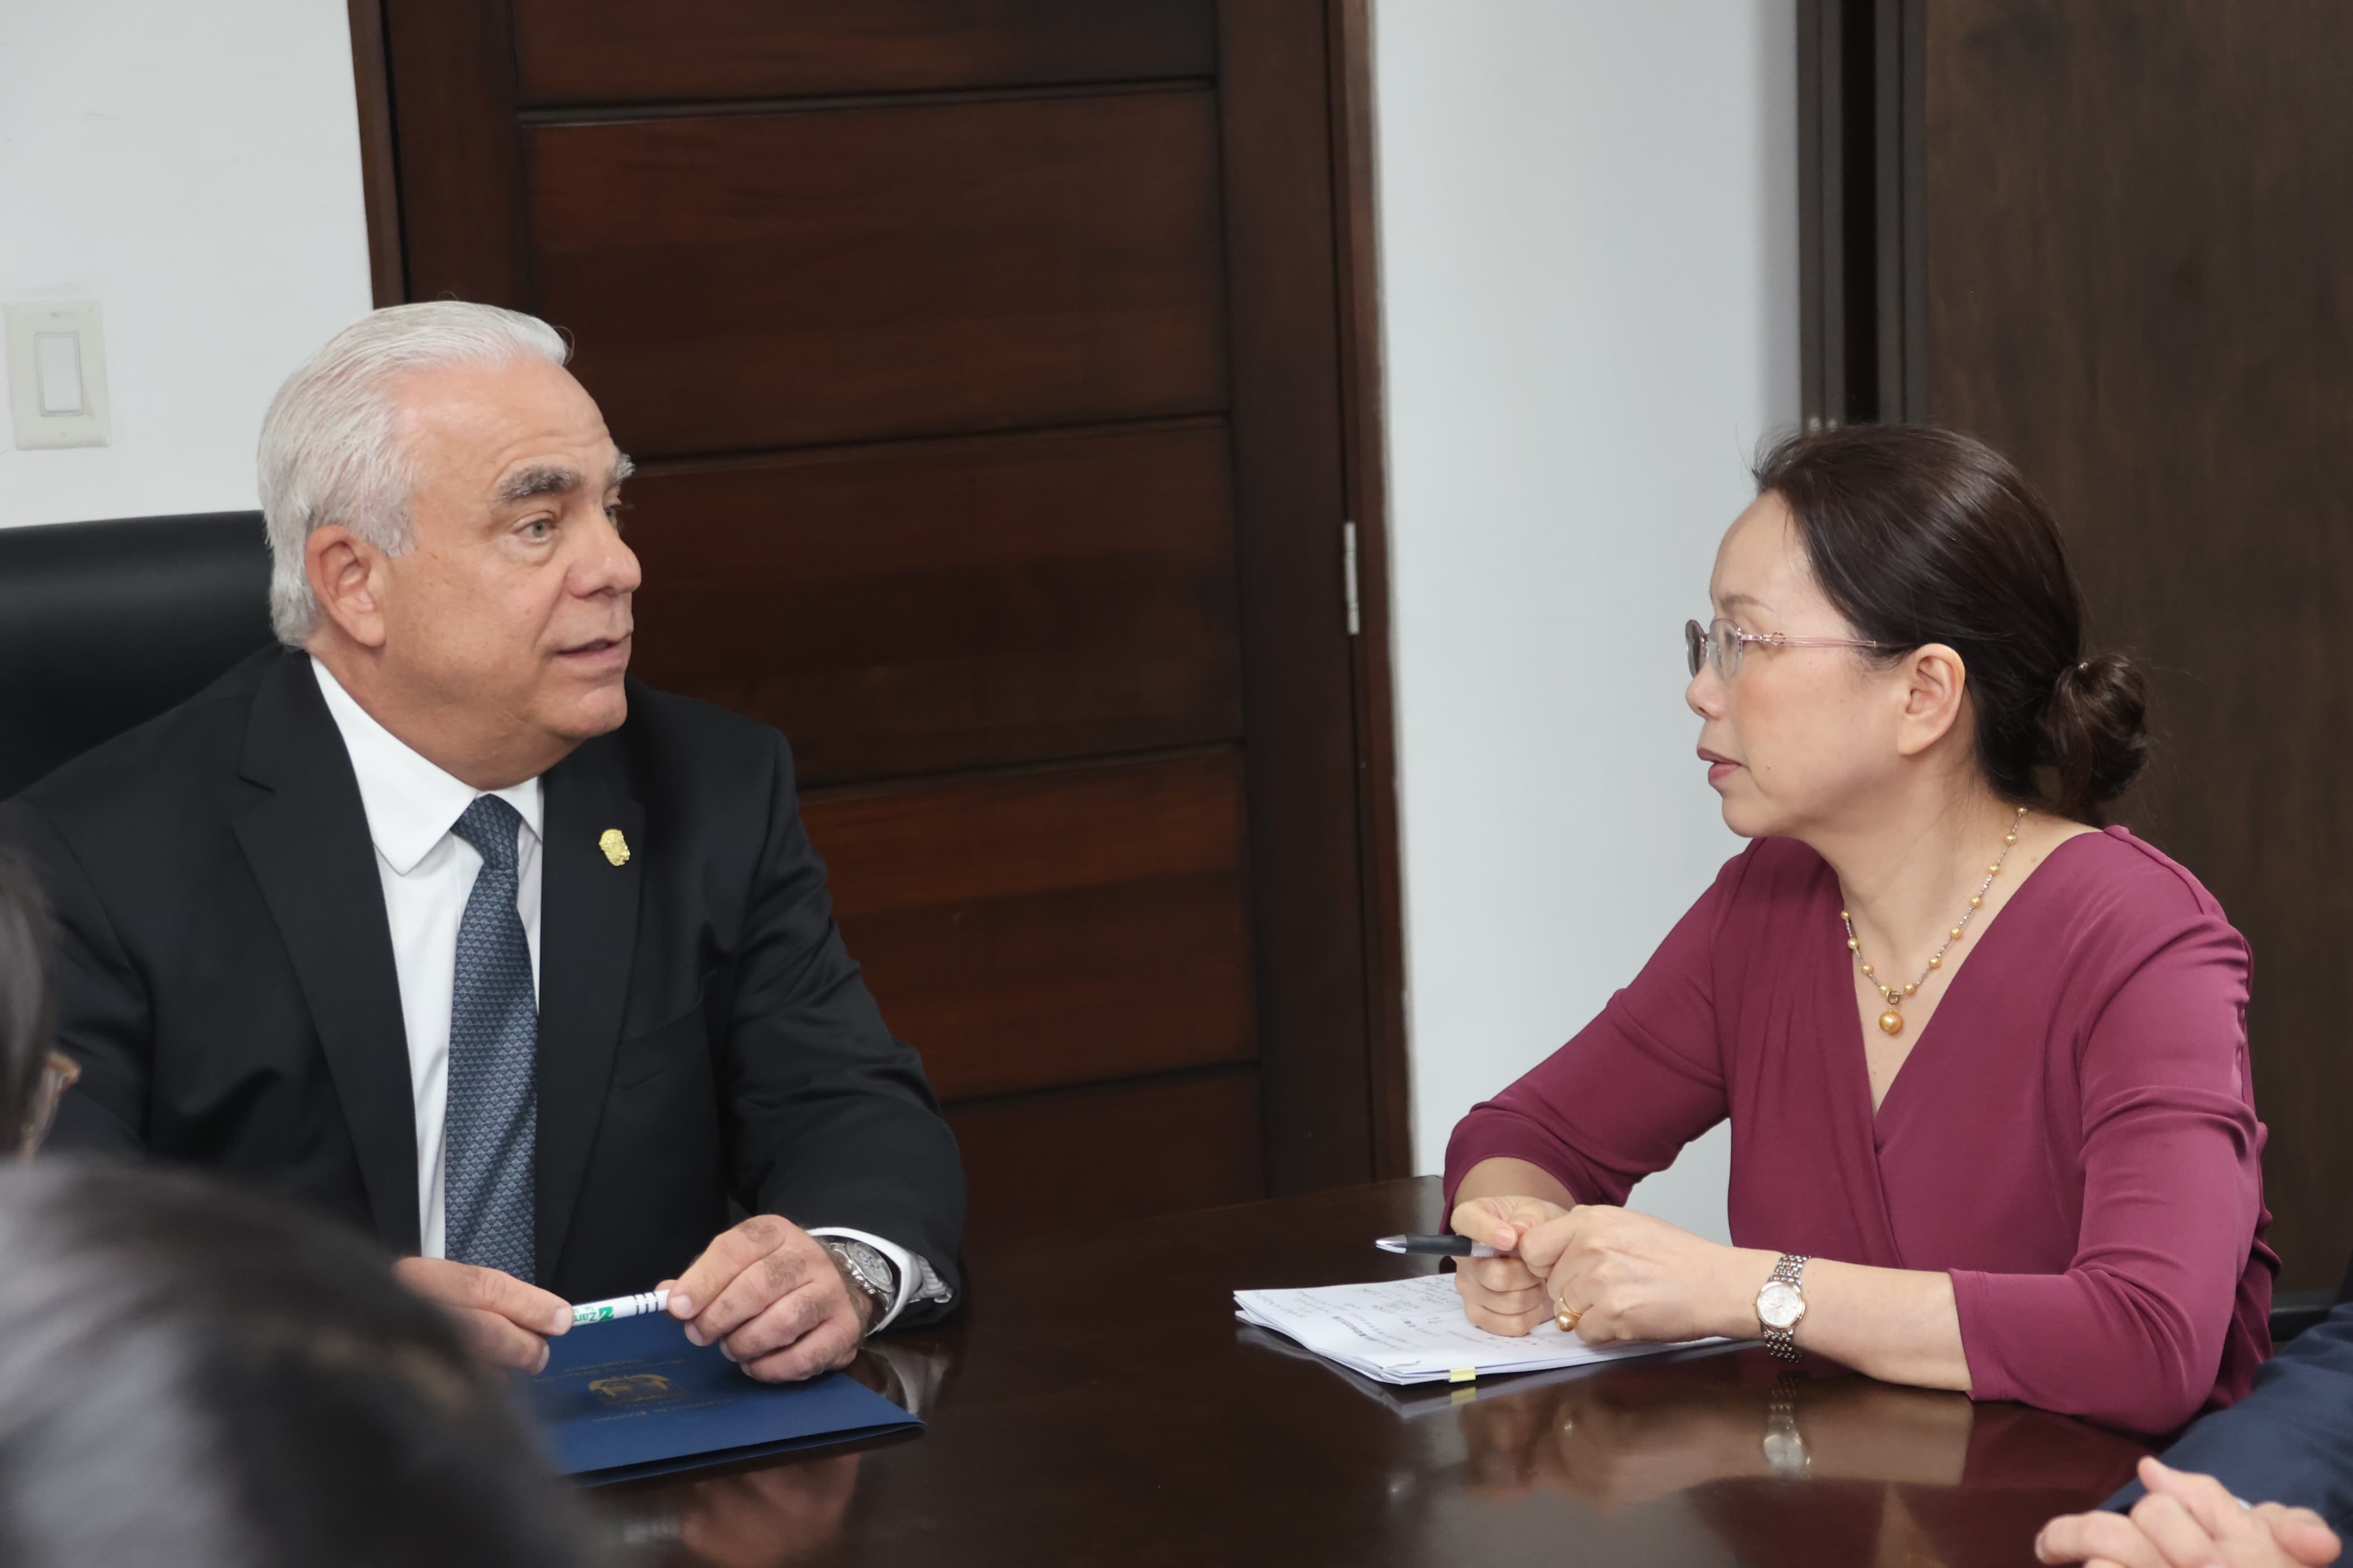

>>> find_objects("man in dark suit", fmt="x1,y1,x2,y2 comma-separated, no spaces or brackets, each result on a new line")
0,301,963,1381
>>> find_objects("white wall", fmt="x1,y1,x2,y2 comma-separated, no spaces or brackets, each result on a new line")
0,0,374,527
1373,0,1800,1241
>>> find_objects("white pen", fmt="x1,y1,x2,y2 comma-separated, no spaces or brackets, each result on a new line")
569,1288,671,1327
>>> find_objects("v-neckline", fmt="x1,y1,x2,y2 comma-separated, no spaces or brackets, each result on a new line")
1845,828,2105,1138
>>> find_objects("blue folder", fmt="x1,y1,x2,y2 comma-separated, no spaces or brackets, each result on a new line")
524,1312,920,1483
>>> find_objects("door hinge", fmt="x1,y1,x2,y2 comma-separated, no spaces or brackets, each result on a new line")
1341,520,1361,637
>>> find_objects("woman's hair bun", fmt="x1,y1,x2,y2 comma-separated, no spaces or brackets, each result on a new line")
2038,653,2148,819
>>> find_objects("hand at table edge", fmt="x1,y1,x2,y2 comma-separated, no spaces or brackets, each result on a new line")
2035,1455,2342,1568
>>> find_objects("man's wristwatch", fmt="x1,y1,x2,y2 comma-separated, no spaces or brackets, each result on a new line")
1755,1253,1809,1363
820,1239,897,1333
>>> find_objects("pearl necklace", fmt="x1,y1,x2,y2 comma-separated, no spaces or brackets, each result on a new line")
1843,805,2028,1037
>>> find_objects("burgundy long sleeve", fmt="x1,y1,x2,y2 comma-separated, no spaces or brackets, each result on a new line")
1444,828,2274,1433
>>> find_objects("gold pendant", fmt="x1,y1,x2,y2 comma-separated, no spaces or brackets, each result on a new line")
1878,1009,1904,1036
598,828,632,867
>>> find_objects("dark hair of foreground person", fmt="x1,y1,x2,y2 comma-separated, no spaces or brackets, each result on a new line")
0,1161,594,1567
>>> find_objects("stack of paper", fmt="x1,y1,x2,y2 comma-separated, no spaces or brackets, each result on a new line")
1234,1273,1723,1386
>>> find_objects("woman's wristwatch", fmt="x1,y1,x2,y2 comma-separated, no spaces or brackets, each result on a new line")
1755,1253,1809,1363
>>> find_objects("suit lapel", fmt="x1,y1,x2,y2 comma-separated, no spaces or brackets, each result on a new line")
232,653,421,1254
535,733,643,1284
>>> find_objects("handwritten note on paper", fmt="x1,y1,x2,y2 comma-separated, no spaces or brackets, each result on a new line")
1234,1273,1724,1386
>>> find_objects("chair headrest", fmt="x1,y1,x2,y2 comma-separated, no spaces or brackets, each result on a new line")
0,512,274,799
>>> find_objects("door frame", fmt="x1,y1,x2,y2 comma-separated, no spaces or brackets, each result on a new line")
1796,0,1927,429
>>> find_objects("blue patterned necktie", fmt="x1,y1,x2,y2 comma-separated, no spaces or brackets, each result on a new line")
443,794,537,1282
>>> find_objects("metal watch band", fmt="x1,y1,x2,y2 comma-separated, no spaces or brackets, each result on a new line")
1762,1253,1809,1364
821,1239,897,1331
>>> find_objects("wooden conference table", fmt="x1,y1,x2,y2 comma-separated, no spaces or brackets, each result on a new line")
594,1180,2154,1567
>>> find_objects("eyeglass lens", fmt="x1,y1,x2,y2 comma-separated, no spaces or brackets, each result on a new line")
1685,619,1738,681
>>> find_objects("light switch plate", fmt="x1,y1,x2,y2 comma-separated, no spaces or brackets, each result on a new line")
7,301,111,449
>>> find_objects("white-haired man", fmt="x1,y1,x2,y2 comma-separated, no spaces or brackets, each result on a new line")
0,302,963,1380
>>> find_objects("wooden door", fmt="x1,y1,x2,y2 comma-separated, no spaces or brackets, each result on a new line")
361,0,1406,1243
1804,1,2353,1290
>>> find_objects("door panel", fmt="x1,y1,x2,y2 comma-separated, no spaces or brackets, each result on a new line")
806,753,1254,1102
511,0,1214,106
624,422,1241,785
527,91,1228,454
949,1069,1263,1243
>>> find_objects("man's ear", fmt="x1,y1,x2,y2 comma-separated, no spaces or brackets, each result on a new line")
1893,642,1970,759
305,525,389,650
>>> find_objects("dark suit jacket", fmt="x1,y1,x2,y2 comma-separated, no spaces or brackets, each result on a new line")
0,647,964,1312
2106,1300,2353,1527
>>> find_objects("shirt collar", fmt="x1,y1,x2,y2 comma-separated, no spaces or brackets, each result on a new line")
309,656,544,876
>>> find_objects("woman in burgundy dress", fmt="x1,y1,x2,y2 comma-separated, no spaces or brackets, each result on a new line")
1446,424,2273,1435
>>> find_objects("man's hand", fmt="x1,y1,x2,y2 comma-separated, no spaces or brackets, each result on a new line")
1519,1204,1755,1345
393,1255,571,1373
666,1215,873,1384
1449,1194,1572,1336
2036,1456,2342,1568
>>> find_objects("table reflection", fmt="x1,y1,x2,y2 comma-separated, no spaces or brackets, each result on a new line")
1460,1357,1979,1509
1450,1350,2149,1566
593,1336,958,1567
600,1452,861,1568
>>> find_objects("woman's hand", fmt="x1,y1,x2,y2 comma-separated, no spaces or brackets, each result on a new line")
1520,1205,1762,1345
1449,1194,1573,1336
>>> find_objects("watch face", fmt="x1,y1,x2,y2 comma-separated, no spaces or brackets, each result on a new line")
1758,1280,1805,1329
1762,1428,1807,1474
827,1242,891,1302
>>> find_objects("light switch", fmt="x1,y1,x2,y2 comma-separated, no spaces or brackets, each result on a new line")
35,334,85,415
7,301,110,449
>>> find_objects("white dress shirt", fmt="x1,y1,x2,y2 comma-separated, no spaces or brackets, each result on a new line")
312,656,540,1260
309,658,946,1328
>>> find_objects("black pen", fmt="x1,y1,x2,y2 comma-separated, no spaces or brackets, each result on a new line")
1373,1233,1503,1259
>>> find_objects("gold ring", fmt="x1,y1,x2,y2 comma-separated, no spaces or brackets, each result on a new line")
1555,1295,1581,1332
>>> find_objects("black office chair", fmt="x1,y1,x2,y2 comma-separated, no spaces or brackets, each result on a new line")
0,512,274,800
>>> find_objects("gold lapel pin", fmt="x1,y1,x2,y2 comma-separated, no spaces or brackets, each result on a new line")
598,828,631,868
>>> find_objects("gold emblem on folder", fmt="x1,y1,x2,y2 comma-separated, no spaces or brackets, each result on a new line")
598,828,631,867
589,1373,679,1406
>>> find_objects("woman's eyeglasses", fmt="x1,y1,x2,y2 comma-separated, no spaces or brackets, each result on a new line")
1684,617,1894,682
21,1051,77,1157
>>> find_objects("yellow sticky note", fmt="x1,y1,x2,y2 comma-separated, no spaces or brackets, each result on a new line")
1448,1367,1476,1383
